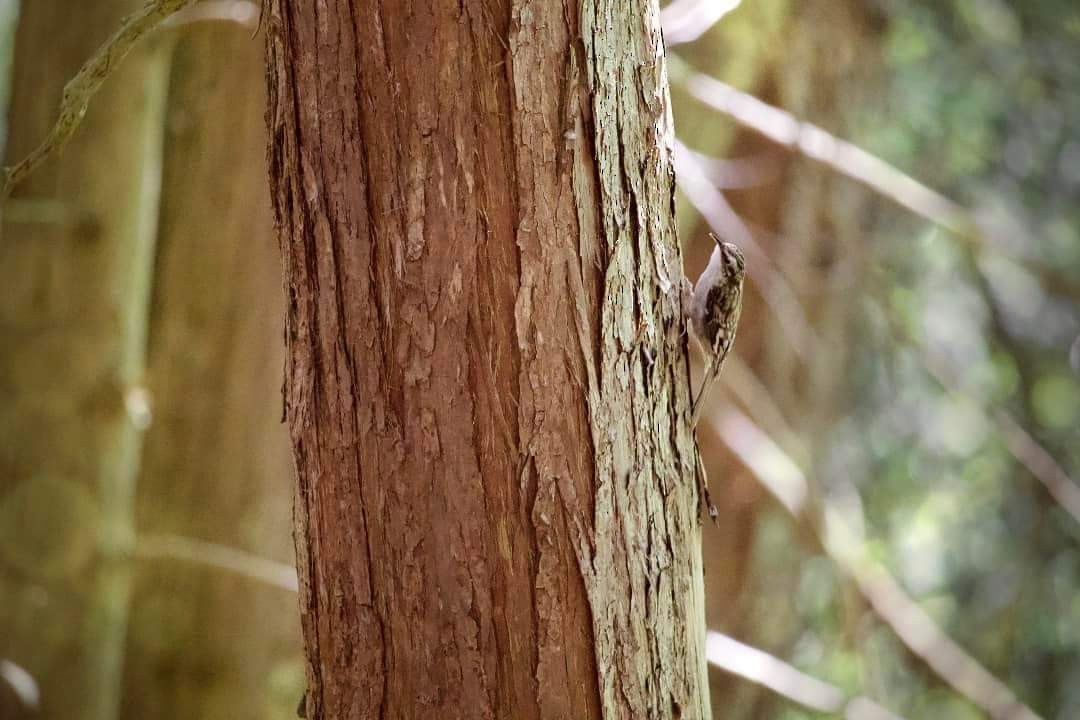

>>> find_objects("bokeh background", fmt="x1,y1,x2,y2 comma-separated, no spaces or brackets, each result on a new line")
1,1,1078,719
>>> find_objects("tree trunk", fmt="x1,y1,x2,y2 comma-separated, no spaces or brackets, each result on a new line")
119,24,302,720
265,2,710,718
0,2,169,719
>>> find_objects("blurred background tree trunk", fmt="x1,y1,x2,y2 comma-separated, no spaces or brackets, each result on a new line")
118,23,301,720
670,0,882,715
0,6,301,720
0,1,170,719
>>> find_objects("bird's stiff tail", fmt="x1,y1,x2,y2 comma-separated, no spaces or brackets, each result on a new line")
691,356,716,426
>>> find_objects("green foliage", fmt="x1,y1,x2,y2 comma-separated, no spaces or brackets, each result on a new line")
837,1,1080,715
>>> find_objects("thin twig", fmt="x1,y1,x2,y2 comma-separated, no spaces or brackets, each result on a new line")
863,289,1080,526
675,64,972,234
134,532,299,592
719,353,809,467
161,0,260,29
707,406,1045,720
711,407,809,515
706,631,907,719
659,0,742,46
915,344,1080,525
2,0,198,198
1,198,98,232
679,145,785,190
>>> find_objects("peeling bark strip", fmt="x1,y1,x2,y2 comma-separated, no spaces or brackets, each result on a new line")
265,1,709,718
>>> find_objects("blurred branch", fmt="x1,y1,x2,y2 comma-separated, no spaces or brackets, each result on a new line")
677,66,971,234
669,59,1080,301
1,0,198,198
835,545,1041,720
707,406,1045,720
706,631,906,719
0,659,40,711
1,198,99,236
720,353,809,468
916,344,1080,525
679,144,784,190
134,533,299,592
660,0,741,46
962,251,1080,520
711,406,809,516
687,346,810,476
675,140,818,361
160,0,260,29
868,287,1080,526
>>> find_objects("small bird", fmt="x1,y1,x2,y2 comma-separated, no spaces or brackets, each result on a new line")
688,236,746,425
684,236,745,521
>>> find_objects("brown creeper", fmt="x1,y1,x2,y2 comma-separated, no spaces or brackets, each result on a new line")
688,236,746,424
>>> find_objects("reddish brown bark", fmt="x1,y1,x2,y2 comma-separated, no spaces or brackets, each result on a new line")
266,2,709,719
